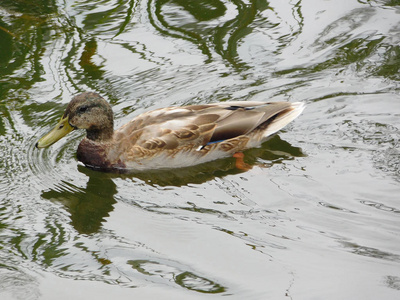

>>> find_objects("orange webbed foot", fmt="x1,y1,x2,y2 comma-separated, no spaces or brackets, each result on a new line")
233,152,252,171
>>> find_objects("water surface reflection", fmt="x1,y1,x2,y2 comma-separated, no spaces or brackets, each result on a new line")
41,168,117,234
1,0,400,299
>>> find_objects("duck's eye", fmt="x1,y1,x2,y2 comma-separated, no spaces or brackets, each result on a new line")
78,105,89,113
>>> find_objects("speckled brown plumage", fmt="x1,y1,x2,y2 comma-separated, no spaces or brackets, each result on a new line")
37,92,305,172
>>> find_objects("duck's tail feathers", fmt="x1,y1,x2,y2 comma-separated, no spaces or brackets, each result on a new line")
261,102,305,139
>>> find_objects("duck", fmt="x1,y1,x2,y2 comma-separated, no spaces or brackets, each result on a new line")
36,92,304,172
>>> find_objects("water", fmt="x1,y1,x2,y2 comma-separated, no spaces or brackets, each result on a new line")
1,0,399,299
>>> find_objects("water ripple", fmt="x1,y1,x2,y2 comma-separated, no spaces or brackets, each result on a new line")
1,0,400,299
129,259,226,293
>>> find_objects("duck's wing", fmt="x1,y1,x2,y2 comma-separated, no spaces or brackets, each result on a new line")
114,101,304,152
202,101,304,142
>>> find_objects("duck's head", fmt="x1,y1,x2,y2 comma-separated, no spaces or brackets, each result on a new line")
36,92,114,148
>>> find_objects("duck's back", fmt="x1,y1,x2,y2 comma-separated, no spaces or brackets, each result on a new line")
107,101,304,171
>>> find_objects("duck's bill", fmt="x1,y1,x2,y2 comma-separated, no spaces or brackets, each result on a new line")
36,116,74,148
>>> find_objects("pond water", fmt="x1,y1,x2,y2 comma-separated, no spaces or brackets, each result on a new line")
1,0,400,299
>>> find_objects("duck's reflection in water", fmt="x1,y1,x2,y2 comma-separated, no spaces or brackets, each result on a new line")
41,168,117,234
41,135,303,233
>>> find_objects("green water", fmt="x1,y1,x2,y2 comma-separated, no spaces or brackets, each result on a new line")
1,0,399,299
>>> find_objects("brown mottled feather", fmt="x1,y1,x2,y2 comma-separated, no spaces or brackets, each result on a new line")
37,92,304,171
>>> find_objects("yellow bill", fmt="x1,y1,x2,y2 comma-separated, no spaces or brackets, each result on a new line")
36,116,74,148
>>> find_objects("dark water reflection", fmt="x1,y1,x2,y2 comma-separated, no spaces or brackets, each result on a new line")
1,0,400,299
41,168,117,234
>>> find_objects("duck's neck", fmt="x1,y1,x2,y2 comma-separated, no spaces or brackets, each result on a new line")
86,126,114,143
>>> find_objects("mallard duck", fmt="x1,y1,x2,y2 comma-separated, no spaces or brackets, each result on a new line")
36,92,304,172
